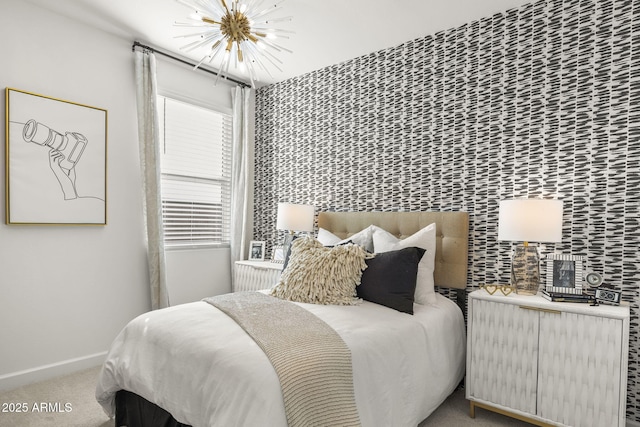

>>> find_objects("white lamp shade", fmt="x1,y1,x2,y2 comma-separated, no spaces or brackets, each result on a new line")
276,203,315,232
498,199,563,243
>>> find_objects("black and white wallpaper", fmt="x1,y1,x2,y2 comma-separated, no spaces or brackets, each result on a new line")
254,0,639,420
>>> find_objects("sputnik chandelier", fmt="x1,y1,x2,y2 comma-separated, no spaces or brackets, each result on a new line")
175,0,292,87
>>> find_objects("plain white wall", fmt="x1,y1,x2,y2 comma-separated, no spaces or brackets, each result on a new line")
0,0,149,390
0,0,237,390
165,248,231,305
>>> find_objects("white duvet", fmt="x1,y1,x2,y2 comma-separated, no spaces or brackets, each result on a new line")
96,293,465,427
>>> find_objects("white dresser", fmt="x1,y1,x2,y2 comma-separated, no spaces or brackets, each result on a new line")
466,289,630,427
233,260,283,292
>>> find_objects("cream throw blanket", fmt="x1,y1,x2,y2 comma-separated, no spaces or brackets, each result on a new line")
204,292,361,427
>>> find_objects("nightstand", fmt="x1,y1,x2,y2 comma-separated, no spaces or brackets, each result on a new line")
466,289,629,427
233,260,283,292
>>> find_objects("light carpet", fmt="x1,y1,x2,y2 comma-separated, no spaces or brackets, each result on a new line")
0,366,531,426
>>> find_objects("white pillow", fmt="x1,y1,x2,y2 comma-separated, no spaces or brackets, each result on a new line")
372,223,437,305
316,227,342,246
316,226,374,252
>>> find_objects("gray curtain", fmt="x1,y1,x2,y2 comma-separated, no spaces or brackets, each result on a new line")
134,49,169,310
230,86,253,274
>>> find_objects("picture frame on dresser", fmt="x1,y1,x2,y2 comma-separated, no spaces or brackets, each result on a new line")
545,254,586,295
249,241,265,261
270,245,285,263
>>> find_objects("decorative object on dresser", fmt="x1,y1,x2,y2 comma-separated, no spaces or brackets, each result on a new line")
544,253,586,295
276,202,314,257
584,271,622,306
498,199,563,295
539,290,591,303
466,289,630,427
479,284,514,296
270,245,285,263
594,287,622,306
585,271,603,288
248,240,265,260
233,260,283,292
585,271,604,306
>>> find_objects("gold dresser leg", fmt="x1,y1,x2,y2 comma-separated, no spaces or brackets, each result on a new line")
469,401,476,418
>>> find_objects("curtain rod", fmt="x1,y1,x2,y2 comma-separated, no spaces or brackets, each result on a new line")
132,41,251,89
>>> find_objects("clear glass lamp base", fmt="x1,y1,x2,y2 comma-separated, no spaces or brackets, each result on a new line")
511,244,540,295
282,232,295,259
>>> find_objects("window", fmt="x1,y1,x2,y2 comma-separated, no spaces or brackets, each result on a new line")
158,96,232,248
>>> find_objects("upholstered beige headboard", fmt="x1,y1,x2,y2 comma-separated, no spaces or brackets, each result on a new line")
317,211,469,289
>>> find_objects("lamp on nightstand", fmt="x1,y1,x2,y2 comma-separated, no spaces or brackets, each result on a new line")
498,199,563,295
276,202,315,257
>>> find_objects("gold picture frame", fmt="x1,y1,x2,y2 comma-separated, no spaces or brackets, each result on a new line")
5,88,107,225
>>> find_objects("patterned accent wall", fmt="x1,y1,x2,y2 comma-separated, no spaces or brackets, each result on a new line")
254,0,639,420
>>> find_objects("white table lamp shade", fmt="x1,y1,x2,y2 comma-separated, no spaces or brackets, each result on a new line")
276,203,315,233
498,199,563,243
498,199,563,295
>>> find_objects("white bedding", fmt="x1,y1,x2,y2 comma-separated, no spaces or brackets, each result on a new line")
96,293,465,427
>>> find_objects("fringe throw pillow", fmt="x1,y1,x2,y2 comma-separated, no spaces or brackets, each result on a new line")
270,236,372,305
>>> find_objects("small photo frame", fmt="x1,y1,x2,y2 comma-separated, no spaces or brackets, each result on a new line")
545,254,586,295
249,241,266,261
271,245,285,263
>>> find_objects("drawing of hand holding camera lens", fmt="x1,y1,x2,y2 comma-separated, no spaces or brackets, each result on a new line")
22,119,88,200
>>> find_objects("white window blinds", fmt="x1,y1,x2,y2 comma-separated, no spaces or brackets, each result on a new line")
158,96,232,247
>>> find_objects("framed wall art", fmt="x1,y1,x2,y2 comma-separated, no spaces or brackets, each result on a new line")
545,254,586,295
5,88,107,225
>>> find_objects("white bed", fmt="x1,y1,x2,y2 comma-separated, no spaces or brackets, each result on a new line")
96,211,469,427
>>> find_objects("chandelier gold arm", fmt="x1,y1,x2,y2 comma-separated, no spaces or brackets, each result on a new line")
237,42,243,62
219,0,231,15
201,16,220,25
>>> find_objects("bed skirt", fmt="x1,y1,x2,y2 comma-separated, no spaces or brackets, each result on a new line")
115,390,191,427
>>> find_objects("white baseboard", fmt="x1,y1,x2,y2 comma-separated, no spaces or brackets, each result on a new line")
0,351,107,392
628,418,640,427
